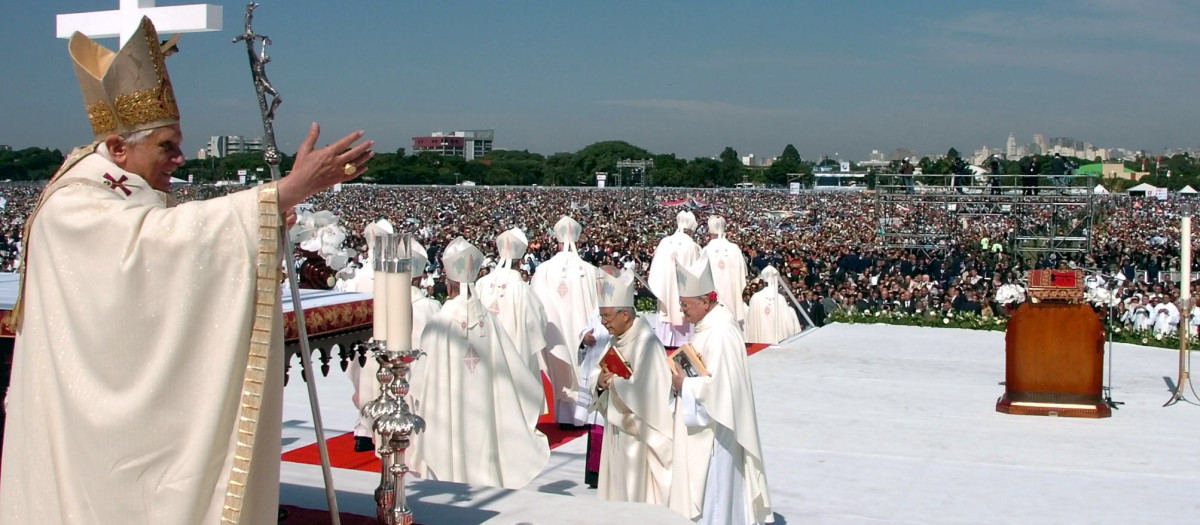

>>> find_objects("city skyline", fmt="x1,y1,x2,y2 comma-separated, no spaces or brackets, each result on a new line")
1,1,1197,161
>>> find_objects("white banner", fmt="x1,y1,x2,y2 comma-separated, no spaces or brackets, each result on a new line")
789,182,800,195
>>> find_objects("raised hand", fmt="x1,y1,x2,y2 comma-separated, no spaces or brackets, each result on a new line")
278,122,374,209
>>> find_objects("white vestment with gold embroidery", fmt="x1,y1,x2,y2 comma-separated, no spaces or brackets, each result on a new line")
0,152,282,525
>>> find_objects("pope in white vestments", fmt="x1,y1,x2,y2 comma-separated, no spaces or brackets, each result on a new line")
0,17,375,525
342,232,441,452
476,227,547,377
409,237,550,488
669,259,773,525
592,270,675,503
531,216,599,425
701,216,748,326
649,211,702,346
744,266,803,345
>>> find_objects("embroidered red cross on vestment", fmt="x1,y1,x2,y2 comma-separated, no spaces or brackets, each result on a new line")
103,174,132,196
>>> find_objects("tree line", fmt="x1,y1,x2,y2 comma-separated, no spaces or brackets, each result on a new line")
4,142,1200,191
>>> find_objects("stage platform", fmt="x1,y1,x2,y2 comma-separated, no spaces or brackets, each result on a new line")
281,323,1200,524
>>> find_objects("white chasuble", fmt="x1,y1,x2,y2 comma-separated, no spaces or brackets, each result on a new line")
408,295,550,488
476,267,547,377
1,152,283,525
702,237,748,324
744,288,802,345
669,306,773,525
530,250,598,423
648,231,701,328
594,318,674,504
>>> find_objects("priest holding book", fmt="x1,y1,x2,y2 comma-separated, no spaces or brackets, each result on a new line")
592,269,675,504
669,259,773,525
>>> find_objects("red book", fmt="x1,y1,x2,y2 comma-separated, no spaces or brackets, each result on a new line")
601,346,633,379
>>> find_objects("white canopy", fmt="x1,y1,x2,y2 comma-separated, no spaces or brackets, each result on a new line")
1093,184,1110,194
1180,185,1198,194
1127,183,1157,195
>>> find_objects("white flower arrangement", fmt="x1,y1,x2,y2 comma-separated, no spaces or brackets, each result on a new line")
995,283,1026,305
290,209,356,272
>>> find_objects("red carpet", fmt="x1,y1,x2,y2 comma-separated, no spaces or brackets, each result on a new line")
282,422,587,473
746,343,770,356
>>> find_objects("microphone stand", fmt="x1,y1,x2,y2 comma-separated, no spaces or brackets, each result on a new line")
1070,263,1125,410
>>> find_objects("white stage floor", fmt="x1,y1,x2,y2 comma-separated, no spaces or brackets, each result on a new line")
281,323,1200,524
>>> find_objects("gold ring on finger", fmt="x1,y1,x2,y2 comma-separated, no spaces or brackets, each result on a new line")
343,163,357,176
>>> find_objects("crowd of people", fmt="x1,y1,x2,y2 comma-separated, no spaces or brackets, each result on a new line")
1,182,1195,332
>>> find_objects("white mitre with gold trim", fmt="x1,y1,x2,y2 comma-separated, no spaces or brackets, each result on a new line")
69,16,180,139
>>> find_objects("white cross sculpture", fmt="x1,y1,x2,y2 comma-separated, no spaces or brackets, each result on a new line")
56,0,222,46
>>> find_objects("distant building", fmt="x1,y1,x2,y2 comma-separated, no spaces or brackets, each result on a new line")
412,130,494,160
0,145,11,152
1006,134,1017,158
205,135,264,158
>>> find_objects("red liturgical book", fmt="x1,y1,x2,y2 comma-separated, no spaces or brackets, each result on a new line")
601,346,633,379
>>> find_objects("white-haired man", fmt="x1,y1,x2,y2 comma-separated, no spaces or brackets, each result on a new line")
701,215,748,326
477,227,548,377
592,269,674,503
1,18,374,524
531,216,599,426
409,237,549,488
648,210,702,345
669,259,773,525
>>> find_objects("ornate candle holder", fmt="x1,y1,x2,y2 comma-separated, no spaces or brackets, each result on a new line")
362,233,425,525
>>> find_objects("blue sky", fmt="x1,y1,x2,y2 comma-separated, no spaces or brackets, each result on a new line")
2,0,1197,160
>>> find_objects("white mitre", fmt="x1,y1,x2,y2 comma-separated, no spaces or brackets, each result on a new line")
496,227,528,268
363,218,395,262
597,270,636,308
677,258,716,298
708,215,727,237
760,265,780,289
677,210,698,233
443,237,484,285
410,237,429,277
554,216,582,252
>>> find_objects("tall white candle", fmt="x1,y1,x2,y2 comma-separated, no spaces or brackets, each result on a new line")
386,271,413,351
372,248,388,343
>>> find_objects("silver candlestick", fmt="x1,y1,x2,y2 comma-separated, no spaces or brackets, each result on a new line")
362,233,425,524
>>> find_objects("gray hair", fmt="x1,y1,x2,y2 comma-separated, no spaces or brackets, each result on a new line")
95,129,155,161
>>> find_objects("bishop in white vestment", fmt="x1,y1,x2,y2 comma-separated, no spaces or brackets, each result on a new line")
701,216,748,326
592,270,675,503
531,216,599,425
0,17,375,525
648,211,702,345
669,260,773,525
409,237,550,488
744,266,803,345
476,227,547,377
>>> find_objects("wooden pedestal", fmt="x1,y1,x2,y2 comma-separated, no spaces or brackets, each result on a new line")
996,302,1111,418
